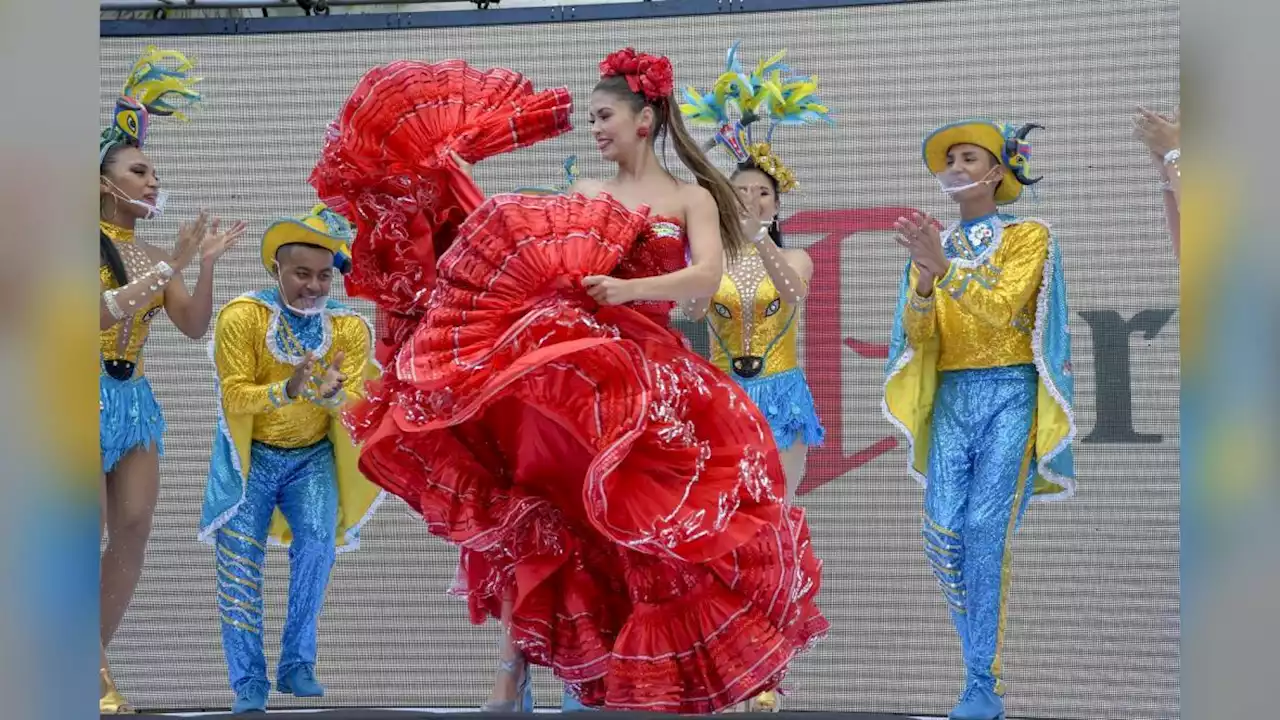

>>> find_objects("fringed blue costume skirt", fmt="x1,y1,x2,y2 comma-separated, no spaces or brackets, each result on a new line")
100,371,165,474
733,367,825,449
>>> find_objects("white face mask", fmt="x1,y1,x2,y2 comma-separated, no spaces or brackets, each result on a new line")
283,294,329,316
740,216,771,243
936,167,1001,197
104,177,169,220
273,261,329,316
132,188,169,219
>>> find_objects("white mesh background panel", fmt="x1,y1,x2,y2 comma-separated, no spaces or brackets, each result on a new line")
100,1,1179,717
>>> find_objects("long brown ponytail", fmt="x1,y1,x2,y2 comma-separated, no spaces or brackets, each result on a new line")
661,93,748,262
593,75,748,262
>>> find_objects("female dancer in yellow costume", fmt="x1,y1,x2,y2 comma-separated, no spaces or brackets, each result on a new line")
98,47,246,712
680,43,833,711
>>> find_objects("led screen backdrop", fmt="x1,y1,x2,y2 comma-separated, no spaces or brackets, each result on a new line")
101,1,1179,716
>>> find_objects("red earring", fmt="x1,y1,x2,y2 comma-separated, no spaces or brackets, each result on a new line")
637,126,650,139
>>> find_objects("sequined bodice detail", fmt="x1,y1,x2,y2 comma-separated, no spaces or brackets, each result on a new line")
706,244,800,378
99,221,165,377
612,216,687,324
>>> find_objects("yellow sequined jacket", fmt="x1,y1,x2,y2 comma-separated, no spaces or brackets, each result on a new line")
199,290,383,551
885,215,1076,502
903,218,1049,371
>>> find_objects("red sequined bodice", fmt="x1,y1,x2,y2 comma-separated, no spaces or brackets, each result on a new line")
612,215,687,324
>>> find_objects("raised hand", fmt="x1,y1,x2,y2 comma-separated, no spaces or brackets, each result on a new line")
742,216,770,244
893,212,948,277
316,351,347,399
286,352,317,400
449,149,475,180
1133,105,1179,159
200,217,249,265
171,210,209,271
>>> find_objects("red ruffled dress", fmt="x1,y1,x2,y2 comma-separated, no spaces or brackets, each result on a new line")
313,60,827,714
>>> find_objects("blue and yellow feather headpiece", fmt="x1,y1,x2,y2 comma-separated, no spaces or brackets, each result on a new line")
513,156,581,196
680,42,833,193
100,46,202,165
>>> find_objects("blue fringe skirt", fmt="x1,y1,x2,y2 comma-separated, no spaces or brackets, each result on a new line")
100,372,166,474
734,367,825,450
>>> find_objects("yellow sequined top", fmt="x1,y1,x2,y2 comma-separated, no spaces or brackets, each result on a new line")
706,244,800,379
99,221,166,377
903,216,1049,371
213,293,372,448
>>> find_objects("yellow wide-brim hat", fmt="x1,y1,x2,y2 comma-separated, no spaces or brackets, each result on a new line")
922,119,1042,205
260,203,354,274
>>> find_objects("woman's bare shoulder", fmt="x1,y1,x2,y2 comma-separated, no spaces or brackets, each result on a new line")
568,177,607,197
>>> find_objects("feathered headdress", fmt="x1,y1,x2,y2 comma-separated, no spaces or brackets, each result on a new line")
680,42,832,193
99,46,202,165
513,156,581,196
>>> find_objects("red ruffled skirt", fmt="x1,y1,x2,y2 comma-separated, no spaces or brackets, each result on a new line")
348,193,827,712
309,58,575,366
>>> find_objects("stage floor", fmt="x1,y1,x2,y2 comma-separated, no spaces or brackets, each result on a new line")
130,710,945,719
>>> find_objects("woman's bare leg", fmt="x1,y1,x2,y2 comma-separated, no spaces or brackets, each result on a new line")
100,474,129,710
100,447,160,646
736,440,810,713
779,439,809,504
484,594,527,707
99,474,110,672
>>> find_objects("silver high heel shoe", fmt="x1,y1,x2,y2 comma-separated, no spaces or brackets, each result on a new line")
480,656,533,712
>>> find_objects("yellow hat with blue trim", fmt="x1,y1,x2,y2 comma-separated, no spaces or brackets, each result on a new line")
922,119,1043,205
260,203,354,274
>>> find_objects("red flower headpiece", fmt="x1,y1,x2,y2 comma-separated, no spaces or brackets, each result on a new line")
599,48,674,103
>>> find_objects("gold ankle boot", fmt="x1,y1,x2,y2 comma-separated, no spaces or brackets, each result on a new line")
100,667,135,714
748,690,780,712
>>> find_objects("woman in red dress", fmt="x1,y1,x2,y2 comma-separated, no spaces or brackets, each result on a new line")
312,49,827,713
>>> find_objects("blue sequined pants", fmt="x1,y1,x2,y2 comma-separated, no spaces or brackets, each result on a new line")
922,365,1037,697
216,439,337,692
